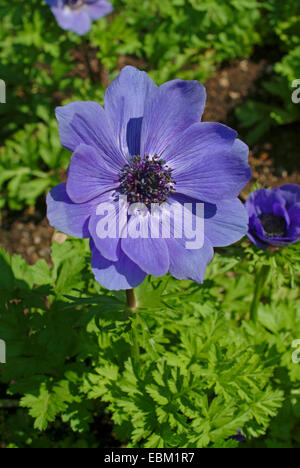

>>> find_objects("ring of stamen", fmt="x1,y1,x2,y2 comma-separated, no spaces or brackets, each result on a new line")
66,0,85,10
260,214,287,238
119,154,176,206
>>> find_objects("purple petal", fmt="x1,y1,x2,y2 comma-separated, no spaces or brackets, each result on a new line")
288,203,300,224
278,184,300,205
104,66,157,157
47,183,106,238
287,203,300,239
170,126,251,202
52,7,92,35
90,241,146,290
86,1,113,20
162,195,205,246
166,236,214,283
55,101,125,171
121,213,170,276
249,214,265,240
273,202,290,227
163,122,237,166
66,143,119,203
88,196,129,262
164,193,247,248
246,189,286,216
140,79,206,157
231,138,249,163
247,229,268,251
204,197,249,247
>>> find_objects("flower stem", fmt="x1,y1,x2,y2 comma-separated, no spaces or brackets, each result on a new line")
250,265,270,322
125,289,140,374
130,321,140,375
126,289,137,310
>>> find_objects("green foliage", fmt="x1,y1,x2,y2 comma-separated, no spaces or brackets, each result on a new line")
0,120,69,210
236,0,300,143
0,239,299,448
0,1,75,136
91,0,261,83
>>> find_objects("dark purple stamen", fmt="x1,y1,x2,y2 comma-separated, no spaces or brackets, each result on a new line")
66,0,85,10
260,213,287,238
119,154,176,206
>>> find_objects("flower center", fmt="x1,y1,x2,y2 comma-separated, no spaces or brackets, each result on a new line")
119,155,176,206
260,214,287,238
66,0,85,10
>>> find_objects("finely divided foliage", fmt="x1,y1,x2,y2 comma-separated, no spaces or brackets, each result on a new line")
2,241,299,447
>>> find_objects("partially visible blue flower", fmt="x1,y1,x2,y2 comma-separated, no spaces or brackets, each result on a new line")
47,66,251,291
245,185,300,250
45,0,113,35
228,430,246,442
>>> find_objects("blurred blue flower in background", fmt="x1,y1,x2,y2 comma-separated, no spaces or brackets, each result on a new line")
45,0,113,35
246,185,300,250
227,430,246,442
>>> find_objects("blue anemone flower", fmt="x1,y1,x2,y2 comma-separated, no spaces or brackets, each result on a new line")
245,185,300,250
47,67,251,290
45,0,113,35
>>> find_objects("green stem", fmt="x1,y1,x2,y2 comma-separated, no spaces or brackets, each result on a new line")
130,321,140,375
137,314,159,360
250,265,270,322
126,289,140,374
126,289,137,310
